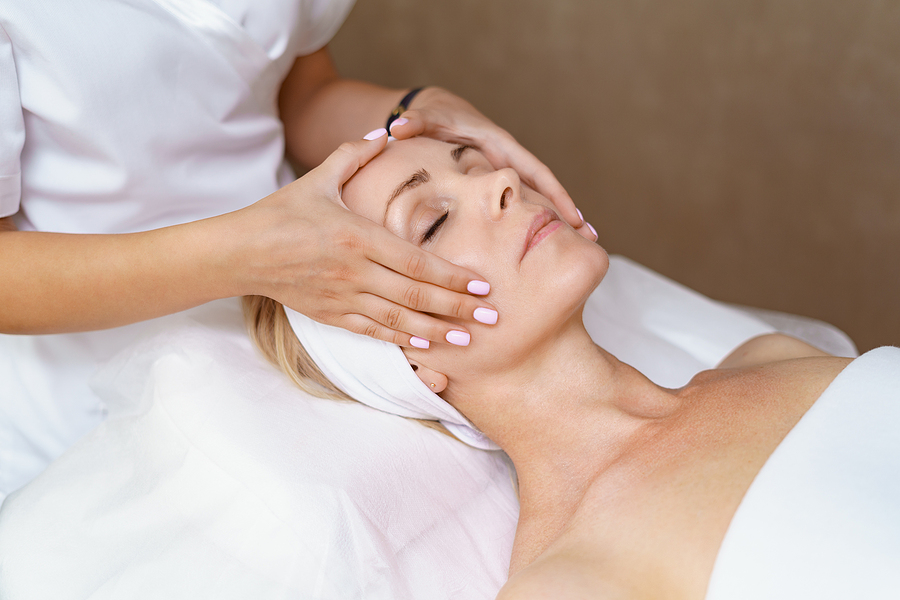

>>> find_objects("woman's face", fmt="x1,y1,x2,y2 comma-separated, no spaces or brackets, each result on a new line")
341,138,608,400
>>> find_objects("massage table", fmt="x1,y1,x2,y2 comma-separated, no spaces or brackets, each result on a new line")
0,256,870,599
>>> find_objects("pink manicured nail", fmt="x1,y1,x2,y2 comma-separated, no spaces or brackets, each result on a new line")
389,117,408,132
410,336,430,349
467,280,490,295
576,208,584,224
363,128,387,140
473,307,498,325
587,222,598,239
446,330,471,346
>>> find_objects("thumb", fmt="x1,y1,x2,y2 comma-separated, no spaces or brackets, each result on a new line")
388,114,427,140
317,128,390,191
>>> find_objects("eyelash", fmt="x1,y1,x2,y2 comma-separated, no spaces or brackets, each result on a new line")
417,149,474,244
422,211,449,243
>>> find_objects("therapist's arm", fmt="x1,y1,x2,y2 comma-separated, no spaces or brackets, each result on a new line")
0,213,237,333
0,136,495,345
278,47,401,169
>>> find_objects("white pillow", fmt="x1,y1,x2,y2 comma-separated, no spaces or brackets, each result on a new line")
0,256,852,599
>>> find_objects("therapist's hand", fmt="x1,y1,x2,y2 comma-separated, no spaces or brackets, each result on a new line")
237,128,496,348
388,87,597,242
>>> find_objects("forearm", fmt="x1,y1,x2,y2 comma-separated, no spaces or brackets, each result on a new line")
0,215,243,334
279,48,405,169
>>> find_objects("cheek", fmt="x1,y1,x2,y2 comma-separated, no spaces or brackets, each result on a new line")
522,234,609,315
431,232,507,290
468,235,607,356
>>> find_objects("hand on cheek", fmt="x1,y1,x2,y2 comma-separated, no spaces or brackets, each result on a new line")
247,128,499,348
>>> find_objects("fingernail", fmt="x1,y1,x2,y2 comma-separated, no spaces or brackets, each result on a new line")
363,128,387,140
389,117,408,132
446,330,471,346
576,208,584,224
587,222,598,239
410,336,430,349
473,307,498,325
467,280,490,295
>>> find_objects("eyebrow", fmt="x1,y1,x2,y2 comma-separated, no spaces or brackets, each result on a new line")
383,169,430,224
381,144,474,224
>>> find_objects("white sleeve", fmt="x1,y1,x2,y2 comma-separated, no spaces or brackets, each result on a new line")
0,22,24,218
292,0,356,56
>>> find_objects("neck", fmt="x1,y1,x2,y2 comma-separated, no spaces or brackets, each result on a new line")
451,319,681,573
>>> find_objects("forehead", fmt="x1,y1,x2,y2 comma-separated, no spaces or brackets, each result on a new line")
341,138,459,221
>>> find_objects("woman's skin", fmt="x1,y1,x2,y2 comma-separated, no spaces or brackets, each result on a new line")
340,137,853,599
0,46,594,348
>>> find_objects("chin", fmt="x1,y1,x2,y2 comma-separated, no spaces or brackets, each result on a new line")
587,242,611,292
559,238,609,318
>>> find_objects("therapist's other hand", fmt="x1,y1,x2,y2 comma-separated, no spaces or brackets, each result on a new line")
388,87,597,242
238,129,495,348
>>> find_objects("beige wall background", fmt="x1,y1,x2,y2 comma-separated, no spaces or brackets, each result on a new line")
330,0,900,352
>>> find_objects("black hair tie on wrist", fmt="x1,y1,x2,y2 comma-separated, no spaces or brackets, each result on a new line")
386,87,424,132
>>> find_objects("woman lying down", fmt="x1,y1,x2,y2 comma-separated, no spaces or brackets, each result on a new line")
244,137,900,599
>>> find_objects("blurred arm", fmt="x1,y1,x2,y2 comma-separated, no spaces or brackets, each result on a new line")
278,46,405,169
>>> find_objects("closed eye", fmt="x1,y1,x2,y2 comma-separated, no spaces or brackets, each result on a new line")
452,144,475,162
423,211,449,243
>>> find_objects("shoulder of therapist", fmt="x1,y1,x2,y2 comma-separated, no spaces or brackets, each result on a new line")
0,0,308,233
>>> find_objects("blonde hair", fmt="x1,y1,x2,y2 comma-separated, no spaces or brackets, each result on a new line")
241,295,452,437
241,295,353,403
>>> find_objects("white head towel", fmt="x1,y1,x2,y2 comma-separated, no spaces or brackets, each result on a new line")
284,308,500,451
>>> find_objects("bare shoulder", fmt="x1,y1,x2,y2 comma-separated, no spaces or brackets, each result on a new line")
717,333,834,369
694,334,853,418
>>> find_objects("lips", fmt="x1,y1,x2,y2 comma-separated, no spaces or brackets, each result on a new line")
522,208,561,259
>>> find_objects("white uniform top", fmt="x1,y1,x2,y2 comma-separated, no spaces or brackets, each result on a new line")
0,0,355,498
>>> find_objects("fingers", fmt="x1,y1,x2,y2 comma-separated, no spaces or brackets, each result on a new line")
330,309,473,349
347,291,486,348
362,229,499,345
398,105,586,231
391,87,587,231
268,122,503,348
316,127,390,190
482,136,584,229
284,213,497,347
520,160,583,229
575,222,598,242
329,312,431,348
318,282,493,348
334,224,498,346
388,116,426,140
391,111,478,147
366,266,497,334
367,224,489,297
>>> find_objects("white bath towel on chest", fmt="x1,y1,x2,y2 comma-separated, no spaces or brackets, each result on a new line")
706,346,900,599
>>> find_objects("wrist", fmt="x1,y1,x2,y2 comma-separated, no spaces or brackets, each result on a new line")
386,87,426,131
190,209,259,301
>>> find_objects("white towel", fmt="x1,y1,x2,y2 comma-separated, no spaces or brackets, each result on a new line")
705,346,900,599
284,308,500,450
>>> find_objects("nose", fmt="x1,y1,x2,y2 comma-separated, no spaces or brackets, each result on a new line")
482,167,520,220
